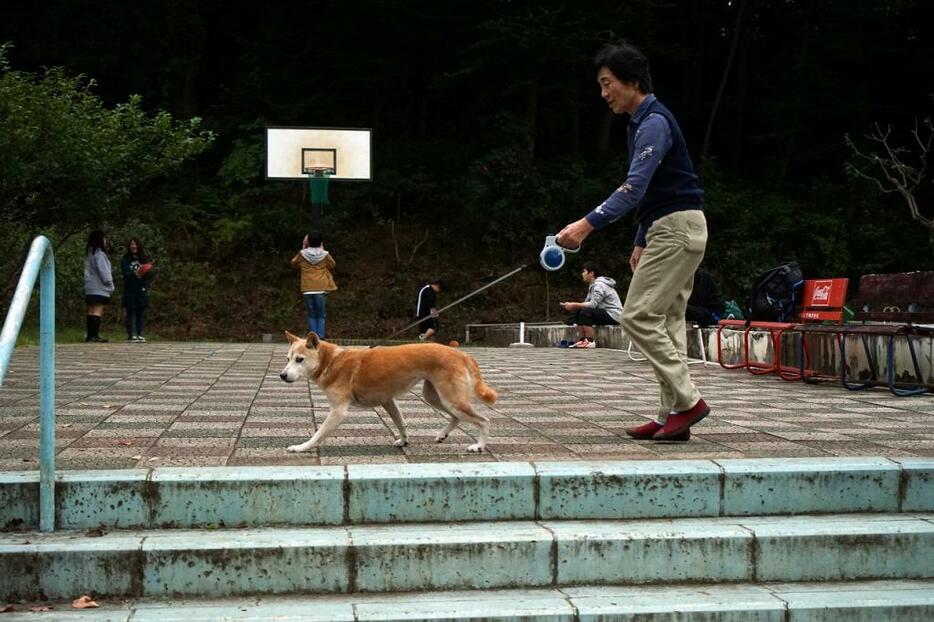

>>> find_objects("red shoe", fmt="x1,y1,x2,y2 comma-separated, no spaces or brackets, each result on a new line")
653,399,710,440
626,420,690,441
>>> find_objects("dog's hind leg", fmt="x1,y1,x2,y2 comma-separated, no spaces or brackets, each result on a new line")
383,399,408,447
423,381,460,443
434,415,460,444
287,400,349,453
433,375,492,452
455,404,490,453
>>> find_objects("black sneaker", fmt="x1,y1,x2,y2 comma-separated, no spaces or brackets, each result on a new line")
87,336,108,343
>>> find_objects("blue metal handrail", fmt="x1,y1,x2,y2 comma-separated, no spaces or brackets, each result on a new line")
0,235,56,532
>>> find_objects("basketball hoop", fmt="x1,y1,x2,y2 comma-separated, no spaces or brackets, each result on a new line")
265,126,371,232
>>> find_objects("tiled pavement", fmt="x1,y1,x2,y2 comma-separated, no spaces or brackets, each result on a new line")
0,342,932,471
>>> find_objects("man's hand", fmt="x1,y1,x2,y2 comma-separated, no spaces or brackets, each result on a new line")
556,218,594,249
302,235,309,249
629,245,644,273
560,301,581,311
430,308,439,318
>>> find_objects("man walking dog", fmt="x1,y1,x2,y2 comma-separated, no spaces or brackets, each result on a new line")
557,42,709,442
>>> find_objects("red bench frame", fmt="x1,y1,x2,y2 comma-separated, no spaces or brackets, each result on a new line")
716,278,849,379
792,271,934,396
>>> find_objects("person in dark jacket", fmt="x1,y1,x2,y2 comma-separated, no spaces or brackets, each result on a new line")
121,237,152,342
415,278,444,341
556,42,709,442
686,268,723,327
84,230,114,343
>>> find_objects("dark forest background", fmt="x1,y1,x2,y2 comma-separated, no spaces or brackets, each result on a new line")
2,0,933,341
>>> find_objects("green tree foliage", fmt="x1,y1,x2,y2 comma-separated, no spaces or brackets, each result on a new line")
0,44,214,238
2,1,933,338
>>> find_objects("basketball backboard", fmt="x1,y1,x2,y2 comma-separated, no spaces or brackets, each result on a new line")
265,127,371,180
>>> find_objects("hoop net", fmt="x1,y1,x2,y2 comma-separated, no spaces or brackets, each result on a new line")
306,168,332,204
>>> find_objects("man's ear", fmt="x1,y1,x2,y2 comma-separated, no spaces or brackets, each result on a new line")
285,331,299,344
305,331,320,349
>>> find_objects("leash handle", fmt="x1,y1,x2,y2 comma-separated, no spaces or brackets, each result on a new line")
555,237,581,253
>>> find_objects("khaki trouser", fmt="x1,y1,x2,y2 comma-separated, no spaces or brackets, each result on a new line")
622,210,707,422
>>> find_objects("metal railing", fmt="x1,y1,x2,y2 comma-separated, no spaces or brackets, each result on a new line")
0,235,56,532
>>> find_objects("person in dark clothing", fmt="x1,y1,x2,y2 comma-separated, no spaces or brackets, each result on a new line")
121,237,152,342
686,268,723,326
415,278,443,341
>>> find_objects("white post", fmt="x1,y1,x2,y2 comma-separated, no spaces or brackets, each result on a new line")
510,321,534,348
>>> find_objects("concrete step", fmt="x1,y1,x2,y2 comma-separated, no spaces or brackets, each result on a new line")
2,514,933,601
4,581,934,621
2,457,931,530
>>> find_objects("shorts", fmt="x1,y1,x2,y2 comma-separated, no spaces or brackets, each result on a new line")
418,317,439,333
566,307,619,327
85,295,111,305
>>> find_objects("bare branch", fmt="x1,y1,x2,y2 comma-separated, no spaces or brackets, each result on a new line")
846,107,934,236
907,195,933,228
845,163,899,194
910,116,933,184
406,228,430,266
872,123,910,188
389,219,401,265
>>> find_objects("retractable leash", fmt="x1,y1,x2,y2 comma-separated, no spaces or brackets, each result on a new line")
539,234,580,271
377,235,580,343
380,264,529,342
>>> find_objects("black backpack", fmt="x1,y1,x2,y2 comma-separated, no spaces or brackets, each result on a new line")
745,262,804,322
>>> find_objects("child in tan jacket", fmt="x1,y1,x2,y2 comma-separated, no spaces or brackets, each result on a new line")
291,233,337,338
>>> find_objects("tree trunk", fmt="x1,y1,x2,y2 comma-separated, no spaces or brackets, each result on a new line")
526,79,539,160
701,0,746,161
165,0,205,119
730,30,749,172
775,1,819,186
597,111,613,163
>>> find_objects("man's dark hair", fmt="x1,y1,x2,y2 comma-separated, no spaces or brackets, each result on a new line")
594,42,653,94
307,232,323,247
581,261,600,276
428,277,444,291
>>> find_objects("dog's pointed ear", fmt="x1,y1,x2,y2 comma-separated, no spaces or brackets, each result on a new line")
305,331,320,349
285,330,300,344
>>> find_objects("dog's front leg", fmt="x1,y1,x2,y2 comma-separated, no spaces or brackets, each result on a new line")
382,400,408,447
287,401,349,453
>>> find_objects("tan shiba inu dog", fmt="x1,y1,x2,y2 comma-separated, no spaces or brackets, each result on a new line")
280,331,497,452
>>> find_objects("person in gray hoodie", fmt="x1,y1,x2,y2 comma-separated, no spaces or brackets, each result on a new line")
84,230,114,343
560,261,622,348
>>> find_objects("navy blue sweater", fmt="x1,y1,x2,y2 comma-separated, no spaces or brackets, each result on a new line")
586,94,703,246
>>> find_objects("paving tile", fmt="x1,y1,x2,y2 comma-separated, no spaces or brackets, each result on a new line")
1,343,932,467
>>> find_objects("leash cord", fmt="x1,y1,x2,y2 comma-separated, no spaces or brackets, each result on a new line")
381,263,529,341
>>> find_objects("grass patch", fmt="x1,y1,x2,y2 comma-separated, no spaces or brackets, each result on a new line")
13,323,161,346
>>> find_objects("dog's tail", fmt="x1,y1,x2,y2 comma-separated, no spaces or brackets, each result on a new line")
466,355,497,404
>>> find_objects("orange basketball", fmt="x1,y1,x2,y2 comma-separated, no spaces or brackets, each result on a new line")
448,340,460,347
137,262,154,276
